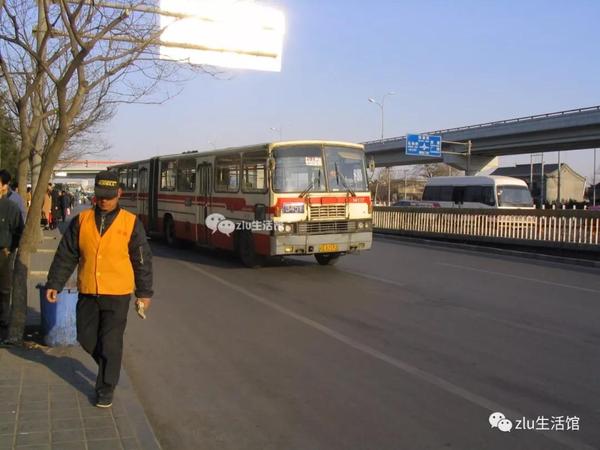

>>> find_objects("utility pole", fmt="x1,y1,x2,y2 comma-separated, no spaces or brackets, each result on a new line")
467,140,472,175
540,154,545,206
557,151,561,205
594,148,597,206
529,154,533,188
387,168,391,206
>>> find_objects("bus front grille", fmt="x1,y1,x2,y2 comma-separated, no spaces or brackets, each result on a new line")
309,204,347,220
297,221,355,234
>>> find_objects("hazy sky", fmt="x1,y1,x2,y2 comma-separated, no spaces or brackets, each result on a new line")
105,0,600,182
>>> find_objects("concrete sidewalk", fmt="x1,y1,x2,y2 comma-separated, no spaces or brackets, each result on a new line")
0,224,162,450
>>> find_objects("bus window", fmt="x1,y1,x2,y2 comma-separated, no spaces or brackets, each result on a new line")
422,186,440,201
119,168,127,189
463,186,483,203
242,151,267,193
177,158,196,192
497,185,533,207
273,146,326,193
439,186,453,202
323,146,367,192
215,155,240,193
452,186,464,204
130,168,138,190
482,186,496,206
160,160,177,191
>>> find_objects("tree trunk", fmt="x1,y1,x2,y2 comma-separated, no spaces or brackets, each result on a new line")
7,135,67,344
6,249,29,344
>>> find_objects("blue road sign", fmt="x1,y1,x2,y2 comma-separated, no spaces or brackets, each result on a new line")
406,134,442,157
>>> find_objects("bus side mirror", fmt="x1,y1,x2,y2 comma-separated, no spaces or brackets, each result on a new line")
367,158,376,182
268,157,276,172
255,204,266,221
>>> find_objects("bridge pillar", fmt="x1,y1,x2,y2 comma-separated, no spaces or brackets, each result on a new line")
442,154,498,175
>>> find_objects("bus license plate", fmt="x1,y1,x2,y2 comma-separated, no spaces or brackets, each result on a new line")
319,244,338,252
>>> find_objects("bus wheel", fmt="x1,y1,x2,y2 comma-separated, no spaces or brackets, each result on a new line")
315,252,342,266
164,216,177,247
239,232,265,268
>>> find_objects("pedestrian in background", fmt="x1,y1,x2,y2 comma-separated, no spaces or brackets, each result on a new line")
45,171,153,408
0,170,26,223
50,188,62,227
26,187,32,209
42,184,52,230
60,190,69,221
0,172,24,341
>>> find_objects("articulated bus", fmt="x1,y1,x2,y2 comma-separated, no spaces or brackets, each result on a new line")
110,141,373,267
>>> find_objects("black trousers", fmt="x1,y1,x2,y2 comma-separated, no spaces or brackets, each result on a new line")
76,294,131,395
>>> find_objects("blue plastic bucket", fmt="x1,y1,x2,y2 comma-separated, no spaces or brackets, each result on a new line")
39,285,78,346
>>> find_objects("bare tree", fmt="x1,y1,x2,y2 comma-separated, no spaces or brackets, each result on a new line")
414,162,458,178
0,0,202,344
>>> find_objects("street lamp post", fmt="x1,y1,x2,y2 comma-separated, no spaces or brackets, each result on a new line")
368,92,395,205
270,126,282,141
368,91,395,140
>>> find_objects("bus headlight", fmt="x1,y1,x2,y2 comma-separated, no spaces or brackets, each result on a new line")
274,223,293,234
358,222,365,229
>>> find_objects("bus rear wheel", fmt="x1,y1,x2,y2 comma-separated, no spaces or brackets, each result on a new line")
239,232,265,268
315,252,342,266
164,216,177,247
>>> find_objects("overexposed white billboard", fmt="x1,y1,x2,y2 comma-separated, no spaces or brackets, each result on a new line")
159,0,285,72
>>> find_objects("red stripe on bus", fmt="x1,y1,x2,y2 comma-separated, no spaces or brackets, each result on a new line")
126,192,371,214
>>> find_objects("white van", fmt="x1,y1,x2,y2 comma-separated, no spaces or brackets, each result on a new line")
421,176,534,209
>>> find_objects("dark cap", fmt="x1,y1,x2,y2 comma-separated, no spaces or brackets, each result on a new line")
94,170,119,198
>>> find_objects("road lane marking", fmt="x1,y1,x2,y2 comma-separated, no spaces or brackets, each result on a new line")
340,270,407,288
178,260,594,450
437,262,600,294
340,270,592,345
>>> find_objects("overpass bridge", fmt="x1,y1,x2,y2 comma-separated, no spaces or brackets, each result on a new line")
52,159,128,188
364,105,600,174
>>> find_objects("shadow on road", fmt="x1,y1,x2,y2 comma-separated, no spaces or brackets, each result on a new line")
149,239,317,270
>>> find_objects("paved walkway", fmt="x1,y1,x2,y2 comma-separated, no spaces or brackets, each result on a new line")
0,221,161,450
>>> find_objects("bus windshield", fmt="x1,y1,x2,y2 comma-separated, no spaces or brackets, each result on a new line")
273,146,326,193
496,185,533,207
273,145,367,193
324,146,367,192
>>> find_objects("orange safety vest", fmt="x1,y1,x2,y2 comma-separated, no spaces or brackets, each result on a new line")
77,208,136,295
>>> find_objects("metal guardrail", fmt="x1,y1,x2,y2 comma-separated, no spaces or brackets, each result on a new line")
363,105,600,146
373,207,600,248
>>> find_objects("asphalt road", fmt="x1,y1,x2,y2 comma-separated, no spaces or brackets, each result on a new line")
121,236,600,450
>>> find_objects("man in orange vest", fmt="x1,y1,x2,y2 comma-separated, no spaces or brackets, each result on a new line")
46,170,153,408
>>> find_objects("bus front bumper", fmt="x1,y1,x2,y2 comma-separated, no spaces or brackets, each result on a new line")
272,232,373,256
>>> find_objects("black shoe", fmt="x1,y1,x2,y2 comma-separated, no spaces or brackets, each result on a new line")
95,392,113,408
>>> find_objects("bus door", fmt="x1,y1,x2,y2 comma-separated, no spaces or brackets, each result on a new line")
197,163,212,244
137,166,149,229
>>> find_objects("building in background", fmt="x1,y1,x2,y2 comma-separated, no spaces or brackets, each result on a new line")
586,183,600,206
491,163,586,205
